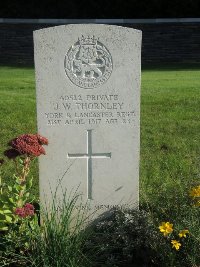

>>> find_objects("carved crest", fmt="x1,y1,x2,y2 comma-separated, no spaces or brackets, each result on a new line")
64,36,113,89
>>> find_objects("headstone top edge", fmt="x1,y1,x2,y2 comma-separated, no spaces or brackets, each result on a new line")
33,23,142,37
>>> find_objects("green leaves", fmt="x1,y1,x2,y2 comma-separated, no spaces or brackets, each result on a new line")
0,158,35,232
0,152,40,267
0,208,14,231
0,222,8,231
0,183,15,231
5,215,13,224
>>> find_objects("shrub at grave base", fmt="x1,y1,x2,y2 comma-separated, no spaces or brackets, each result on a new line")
84,209,161,267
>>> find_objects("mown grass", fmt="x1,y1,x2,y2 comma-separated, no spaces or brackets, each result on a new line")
0,67,38,196
140,66,200,266
0,65,200,266
141,66,200,204
140,66,200,196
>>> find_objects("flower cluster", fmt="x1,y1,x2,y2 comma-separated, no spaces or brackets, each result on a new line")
189,185,200,206
159,221,189,251
4,134,48,159
15,203,35,218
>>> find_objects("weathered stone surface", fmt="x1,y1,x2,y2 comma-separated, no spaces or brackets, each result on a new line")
34,24,141,213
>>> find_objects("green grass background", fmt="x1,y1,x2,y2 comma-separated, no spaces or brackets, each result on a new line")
141,66,200,196
0,65,200,265
0,67,38,196
0,65,200,200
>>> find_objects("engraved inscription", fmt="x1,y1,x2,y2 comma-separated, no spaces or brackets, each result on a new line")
59,204,130,211
67,129,111,200
64,36,113,89
44,93,136,126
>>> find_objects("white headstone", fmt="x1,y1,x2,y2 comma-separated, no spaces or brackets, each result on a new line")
34,24,141,214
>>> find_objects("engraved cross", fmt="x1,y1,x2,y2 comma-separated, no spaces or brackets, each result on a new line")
67,129,111,200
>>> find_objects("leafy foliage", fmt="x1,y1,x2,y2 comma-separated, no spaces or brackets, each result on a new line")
0,173,33,231
0,134,46,266
28,192,91,267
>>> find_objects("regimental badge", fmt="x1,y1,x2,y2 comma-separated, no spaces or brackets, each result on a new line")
64,36,113,89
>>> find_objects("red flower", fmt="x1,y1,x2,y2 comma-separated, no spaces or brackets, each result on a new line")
24,203,35,216
15,207,26,218
15,203,35,218
8,134,48,157
24,203,34,210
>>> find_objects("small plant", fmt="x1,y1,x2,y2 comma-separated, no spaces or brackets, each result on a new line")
157,185,200,253
159,221,189,251
0,133,48,266
153,183,200,267
0,134,91,267
28,190,91,267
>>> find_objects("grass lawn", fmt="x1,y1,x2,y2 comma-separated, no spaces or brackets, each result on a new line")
0,67,38,197
0,65,200,266
141,66,200,200
0,65,199,199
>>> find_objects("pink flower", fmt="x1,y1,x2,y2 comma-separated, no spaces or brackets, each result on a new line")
24,203,34,210
15,207,26,218
24,203,35,216
15,203,35,218
7,134,48,157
